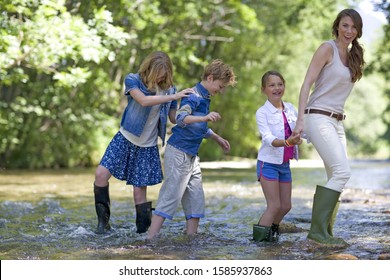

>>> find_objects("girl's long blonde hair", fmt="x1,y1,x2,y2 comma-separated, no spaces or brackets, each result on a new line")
139,51,174,91
332,9,365,83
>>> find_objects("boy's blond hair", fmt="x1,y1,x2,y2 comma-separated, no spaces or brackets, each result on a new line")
202,59,236,86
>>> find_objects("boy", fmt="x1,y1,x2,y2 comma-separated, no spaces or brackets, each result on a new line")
147,59,236,239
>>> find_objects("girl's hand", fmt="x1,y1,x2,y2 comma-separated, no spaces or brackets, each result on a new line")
175,88,194,99
287,133,302,146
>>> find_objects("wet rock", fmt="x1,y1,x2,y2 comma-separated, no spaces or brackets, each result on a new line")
381,210,390,214
280,223,306,233
378,253,390,260
292,217,311,223
304,239,350,251
324,253,358,260
0,218,8,228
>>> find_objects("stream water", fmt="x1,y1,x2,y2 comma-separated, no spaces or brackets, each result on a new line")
0,160,389,260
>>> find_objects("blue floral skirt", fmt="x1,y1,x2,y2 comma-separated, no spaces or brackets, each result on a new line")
100,132,163,187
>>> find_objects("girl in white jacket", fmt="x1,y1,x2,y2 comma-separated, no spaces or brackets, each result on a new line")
254,70,302,242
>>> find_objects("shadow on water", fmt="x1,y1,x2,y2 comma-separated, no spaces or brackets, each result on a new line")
0,160,389,260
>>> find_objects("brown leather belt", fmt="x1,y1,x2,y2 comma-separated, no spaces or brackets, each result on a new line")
304,109,346,121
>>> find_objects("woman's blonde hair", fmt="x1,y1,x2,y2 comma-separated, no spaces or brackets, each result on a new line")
139,51,174,91
332,9,365,82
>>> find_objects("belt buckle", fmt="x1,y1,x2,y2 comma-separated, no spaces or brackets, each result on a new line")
330,111,343,121
336,113,344,121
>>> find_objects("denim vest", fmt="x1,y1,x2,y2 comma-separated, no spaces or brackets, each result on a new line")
120,73,177,146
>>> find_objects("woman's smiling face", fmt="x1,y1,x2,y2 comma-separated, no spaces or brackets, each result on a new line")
337,16,358,45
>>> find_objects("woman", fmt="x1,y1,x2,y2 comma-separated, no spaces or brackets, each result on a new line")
294,9,364,245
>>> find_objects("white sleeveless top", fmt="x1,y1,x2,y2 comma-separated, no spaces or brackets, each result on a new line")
306,40,354,114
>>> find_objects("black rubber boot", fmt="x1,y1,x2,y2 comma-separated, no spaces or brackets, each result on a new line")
94,184,111,234
135,201,152,234
271,223,280,239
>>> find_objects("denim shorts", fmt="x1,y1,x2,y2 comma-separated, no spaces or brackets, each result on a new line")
257,160,292,183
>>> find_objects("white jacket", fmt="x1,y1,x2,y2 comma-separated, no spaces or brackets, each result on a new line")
256,100,299,164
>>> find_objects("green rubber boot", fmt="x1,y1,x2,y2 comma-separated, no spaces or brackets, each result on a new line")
328,200,340,236
307,185,348,246
253,224,273,242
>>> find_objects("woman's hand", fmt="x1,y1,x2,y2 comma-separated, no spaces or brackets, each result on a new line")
293,119,304,136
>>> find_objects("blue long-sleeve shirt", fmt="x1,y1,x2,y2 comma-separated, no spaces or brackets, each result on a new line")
167,82,213,156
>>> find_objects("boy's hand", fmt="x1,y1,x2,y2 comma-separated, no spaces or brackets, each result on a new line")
217,137,231,153
204,112,221,122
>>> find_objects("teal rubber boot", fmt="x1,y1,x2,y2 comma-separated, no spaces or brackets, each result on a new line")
307,185,348,246
253,224,273,242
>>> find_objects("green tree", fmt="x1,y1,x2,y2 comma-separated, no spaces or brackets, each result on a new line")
367,0,390,154
0,0,129,168
1,0,388,169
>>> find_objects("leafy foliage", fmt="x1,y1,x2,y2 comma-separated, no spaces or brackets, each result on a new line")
0,0,388,168
367,0,390,147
